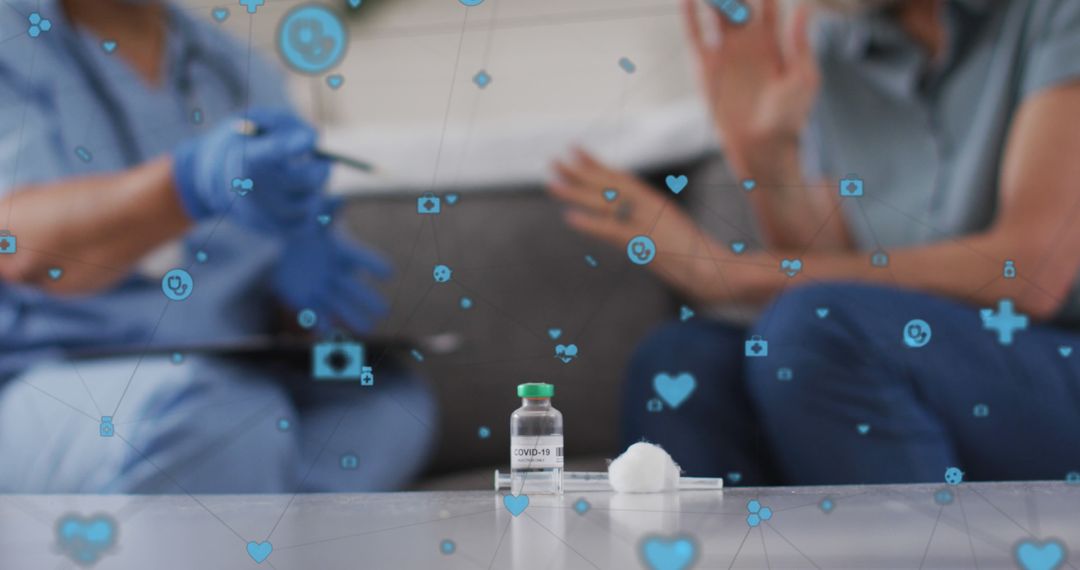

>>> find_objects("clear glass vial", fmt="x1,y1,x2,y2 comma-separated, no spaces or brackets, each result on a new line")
510,383,563,495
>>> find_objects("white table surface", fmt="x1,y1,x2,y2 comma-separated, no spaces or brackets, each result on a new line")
4,482,1076,569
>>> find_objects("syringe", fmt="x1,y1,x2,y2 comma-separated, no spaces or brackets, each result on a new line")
494,470,723,492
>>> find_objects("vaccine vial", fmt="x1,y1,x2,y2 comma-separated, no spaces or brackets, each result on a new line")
510,383,563,495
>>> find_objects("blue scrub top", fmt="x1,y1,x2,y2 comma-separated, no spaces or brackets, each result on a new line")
0,1,293,376
805,0,1080,325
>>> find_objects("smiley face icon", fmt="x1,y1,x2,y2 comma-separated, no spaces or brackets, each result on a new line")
433,264,452,283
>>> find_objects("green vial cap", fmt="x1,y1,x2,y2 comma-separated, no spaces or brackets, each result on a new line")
518,383,554,398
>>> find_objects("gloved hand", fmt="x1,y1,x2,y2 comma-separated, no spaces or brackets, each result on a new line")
273,214,392,334
172,107,330,233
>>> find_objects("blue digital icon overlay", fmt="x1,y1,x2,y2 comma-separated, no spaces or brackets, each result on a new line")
1014,539,1065,570
478,425,491,439
641,534,698,570
417,193,441,214
0,230,17,254
745,335,768,357
1003,260,1016,279
780,258,802,277
653,372,696,409
584,254,599,268
548,328,563,340
647,398,664,412
934,488,954,505
618,57,636,74
816,307,830,318
777,367,793,381
231,177,253,196
680,306,695,321
433,264,453,283
75,146,93,163
503,494,529,517
627,235,656,265
239,0,265,14
573,498,591,515
459,0,484,5
27,12,52,38
944,467,964,485
742,179,756,191
360,365,374,386
665,175,688,194
277,4,348,75
856,423,871,435
730,240,747,254
246,540,273,564
473,70,492,89
56,513,117,565
212,7,230,22
710,0,750,25
312,337,364,380
277,418,291,431
871,250,889,268
973,403,990,418
460,296,473,309
839,174,864,197
326,74,344,89
903,319,932,348
161,268,194,301
440,539,456,555
819,497,835,513
340,453,359,470
746,499,773,527
297,308,317,329
554,343,578,364
981,299,1029,345
99,416,114,438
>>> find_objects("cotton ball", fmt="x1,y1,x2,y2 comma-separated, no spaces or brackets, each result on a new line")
608,442,681,493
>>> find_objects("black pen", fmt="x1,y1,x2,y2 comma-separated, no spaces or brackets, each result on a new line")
234,119,377,174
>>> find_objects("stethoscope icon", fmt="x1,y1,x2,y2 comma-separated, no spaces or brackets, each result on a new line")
161,269,194,301
627,236,656,266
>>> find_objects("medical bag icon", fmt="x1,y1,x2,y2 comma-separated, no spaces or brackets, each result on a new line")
777,367,793,381
99,416,114,437
871,250,889,268
360,366,374,386
0,230,16,254
745,336,768,357
417,193,441,215
839,174,864,197
340,453,359,470
313,336,364,380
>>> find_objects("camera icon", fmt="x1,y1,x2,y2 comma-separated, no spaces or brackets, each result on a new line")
312,337,364,380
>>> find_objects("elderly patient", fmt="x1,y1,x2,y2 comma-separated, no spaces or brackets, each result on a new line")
550,0,1080,484
0,0,433,492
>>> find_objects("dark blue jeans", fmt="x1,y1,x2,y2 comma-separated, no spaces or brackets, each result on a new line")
623,283,1080,485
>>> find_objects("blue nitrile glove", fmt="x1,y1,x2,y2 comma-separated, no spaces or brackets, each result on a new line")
173,107,330,233
273,214,392,334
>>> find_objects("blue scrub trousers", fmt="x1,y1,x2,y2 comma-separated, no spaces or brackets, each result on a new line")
624,283,1080,485
0,356,435,493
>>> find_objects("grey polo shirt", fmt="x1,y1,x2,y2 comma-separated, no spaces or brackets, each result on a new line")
805,0,1080,325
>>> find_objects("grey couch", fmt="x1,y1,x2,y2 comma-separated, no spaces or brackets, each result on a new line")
342,155,751,489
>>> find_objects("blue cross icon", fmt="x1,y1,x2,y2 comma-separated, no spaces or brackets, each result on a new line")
980,298,1028,345
239,0,264,14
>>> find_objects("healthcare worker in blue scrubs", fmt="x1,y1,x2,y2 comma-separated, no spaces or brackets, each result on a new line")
551,0,1080,484
0,0,434,492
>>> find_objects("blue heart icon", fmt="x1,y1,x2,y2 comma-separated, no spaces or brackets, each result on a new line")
641,535,697,570
317,214,332,226
742,179,756,191
211,7,229,22
231,178,254,196
503,494,529,517
679,306,695,322
348,0,362,7
101,40,117,53
48,267,62,280
1059,346,1073,358
247,541,272,564
1015,539,1065,570
665,175,688,194
816,307,829,318
730,241,746,255
603,188,618,202
555,344,578,363
445,193,460,205
57,514,117,565
780,258,802,277
856,423,871,435
326,74,344,89
548,328,562,340
653,372,696,409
